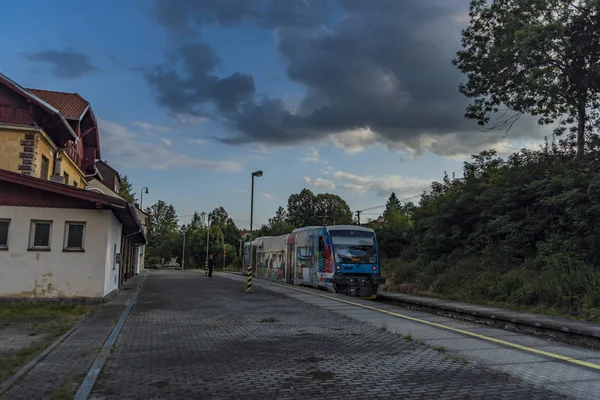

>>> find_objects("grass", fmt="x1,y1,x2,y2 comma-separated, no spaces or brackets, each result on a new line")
260,316,278,323
433,345,447,353
381,257,600,323
0,304,92,319
52,373,86,400
0,304,93,384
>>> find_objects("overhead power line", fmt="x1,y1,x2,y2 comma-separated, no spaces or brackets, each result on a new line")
356,194,421,213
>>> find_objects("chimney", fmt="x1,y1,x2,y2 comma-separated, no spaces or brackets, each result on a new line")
49,156,65,184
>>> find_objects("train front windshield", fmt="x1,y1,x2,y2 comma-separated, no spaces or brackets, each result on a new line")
330,230,377,264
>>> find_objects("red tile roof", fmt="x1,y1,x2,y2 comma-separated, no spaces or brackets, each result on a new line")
26,88,89,120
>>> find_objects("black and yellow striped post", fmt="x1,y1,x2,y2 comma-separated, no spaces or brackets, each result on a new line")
245,264,253,293
205,262,208,276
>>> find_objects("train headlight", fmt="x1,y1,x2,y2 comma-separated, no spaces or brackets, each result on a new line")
372,265,377,271
336,265,341,271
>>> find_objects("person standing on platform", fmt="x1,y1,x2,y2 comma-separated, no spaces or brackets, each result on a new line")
208,253,214,277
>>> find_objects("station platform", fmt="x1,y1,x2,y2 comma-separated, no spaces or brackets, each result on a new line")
2,270,599,399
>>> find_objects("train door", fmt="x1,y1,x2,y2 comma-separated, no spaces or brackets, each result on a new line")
286,243,295,284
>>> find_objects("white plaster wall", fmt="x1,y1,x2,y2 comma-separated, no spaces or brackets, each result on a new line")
103,212,122,296
0,206,112,298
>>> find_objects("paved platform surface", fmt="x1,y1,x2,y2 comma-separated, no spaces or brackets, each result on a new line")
5,270,599,399
222,273,600,400
0,274,145,400
88,271,577,399
378,290,600,340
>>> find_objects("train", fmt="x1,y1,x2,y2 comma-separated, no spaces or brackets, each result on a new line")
242,225,385,299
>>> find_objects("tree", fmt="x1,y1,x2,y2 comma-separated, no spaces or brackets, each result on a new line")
145,200,180,265
118,174,136,203
314,193,353,225
208,206,229,226
286,189,317,227
453,0,600,155
286,189,353,227
190,211,202,229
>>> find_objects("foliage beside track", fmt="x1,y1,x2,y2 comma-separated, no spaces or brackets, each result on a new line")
374,142,600,321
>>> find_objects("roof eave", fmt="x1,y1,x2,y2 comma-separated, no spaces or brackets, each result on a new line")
0,73,78,142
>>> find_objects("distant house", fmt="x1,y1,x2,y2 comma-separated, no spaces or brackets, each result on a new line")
0,169,146,301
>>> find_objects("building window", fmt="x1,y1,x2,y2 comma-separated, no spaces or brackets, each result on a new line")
63,171,69,185
29,220,52,250
40,155,49,180
73,180,78,188
0,219,10,249
64,222,85,251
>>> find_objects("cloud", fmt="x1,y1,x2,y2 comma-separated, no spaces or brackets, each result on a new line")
173,114,206,127
144,42,255,117
304,176,335,190
147,0,551,158
328,169,432,198
260,192,274,200
161,138,172,146
134,121,171,133
152,0,332,34
299,147,319,162
98,119,242,172
186,138,206,145
23,48,98,79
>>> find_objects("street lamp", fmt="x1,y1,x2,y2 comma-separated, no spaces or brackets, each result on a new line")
140,187,149,209
181,228,186,271
202,213,211,276
246,170,263,293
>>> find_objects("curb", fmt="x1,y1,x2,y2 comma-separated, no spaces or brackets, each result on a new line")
73,274,147,400
376,293,600,349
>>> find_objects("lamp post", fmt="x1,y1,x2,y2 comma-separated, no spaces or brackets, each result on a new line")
181,228,186,271
140,187,149,209
205,214,210,276
246,170,263,293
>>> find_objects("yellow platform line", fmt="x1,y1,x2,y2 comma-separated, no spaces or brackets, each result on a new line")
253,278,600,372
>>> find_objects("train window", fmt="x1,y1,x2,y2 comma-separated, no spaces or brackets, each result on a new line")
318,236,324,252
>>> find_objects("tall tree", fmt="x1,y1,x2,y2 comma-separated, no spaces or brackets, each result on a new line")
453,0,600,155
118,174,136,203
145,200,180,265
208,206,229,225
146,200,179,239
314,193,353,225
287,189,317,227
190,211,202,229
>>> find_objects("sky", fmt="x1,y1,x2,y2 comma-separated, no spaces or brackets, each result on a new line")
0,0,551,228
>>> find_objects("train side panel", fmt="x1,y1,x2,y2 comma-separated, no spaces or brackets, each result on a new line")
255,234,288,282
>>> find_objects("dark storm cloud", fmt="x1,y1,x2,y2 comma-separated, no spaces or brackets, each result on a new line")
23,49,98,79
152,0,331,34
148,0,542,153
144,43,255,116
221,0,475,146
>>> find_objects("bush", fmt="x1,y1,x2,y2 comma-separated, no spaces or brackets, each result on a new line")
377,144,600,320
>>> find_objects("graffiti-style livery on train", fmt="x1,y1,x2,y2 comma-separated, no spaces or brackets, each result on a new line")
243,225,385,298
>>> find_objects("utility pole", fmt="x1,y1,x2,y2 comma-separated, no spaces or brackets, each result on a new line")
356,210,362,225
